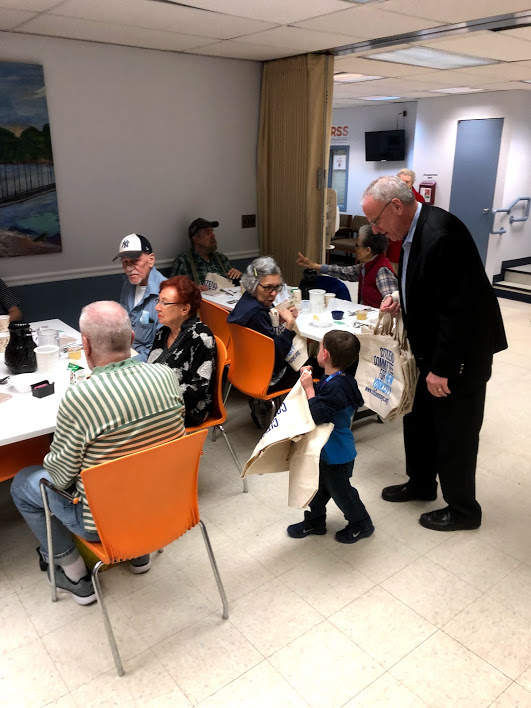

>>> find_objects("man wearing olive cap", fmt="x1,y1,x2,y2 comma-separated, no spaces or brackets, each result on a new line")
170,218,242,291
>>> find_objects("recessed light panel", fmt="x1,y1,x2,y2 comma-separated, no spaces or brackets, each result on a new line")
359,95,402,100
368,47,498,70
334,72,383,83
431,86,486,93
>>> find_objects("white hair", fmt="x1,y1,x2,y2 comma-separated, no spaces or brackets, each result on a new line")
241,256,282,295
79,301,132,357
397,168,416,183
362,175,416,206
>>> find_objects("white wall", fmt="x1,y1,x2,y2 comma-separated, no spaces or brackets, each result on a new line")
413,90,531,280
332,101,418,216
0,32,262,285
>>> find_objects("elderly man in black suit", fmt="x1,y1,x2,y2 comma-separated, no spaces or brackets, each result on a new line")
361,176,507,531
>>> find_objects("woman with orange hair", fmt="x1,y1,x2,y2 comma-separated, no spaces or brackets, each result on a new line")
148,275,215,427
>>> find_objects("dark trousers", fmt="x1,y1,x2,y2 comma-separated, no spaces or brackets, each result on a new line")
403,376,486,522
305,459,371,529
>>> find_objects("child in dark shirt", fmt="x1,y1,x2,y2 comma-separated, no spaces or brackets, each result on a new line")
287,330,374,544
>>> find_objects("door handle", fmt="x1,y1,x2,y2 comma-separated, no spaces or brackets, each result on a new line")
482,209,490,213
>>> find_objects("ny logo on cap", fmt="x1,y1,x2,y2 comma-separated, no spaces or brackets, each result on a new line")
122,238,129,248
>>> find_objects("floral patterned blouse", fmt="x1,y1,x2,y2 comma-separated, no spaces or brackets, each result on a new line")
147,317,216,427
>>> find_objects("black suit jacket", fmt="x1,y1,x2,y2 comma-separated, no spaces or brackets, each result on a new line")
399,204,507,384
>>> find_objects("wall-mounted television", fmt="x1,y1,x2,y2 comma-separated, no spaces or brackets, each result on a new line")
365,129,405,162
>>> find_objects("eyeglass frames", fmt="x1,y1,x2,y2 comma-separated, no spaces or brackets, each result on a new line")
258,282,284,293
155,298,180,306
369,199,393,227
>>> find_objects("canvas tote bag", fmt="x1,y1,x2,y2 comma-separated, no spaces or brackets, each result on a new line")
356,307,418,422
243,380,333,508
204,272,234,291
270,309,308,372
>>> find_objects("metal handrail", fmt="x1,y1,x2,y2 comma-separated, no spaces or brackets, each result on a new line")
491,197,530,234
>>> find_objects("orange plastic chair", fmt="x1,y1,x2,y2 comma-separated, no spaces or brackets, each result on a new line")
186,336,246,492
226,323,293,428
199,299,233,364
40,430,228,677
0,435,51,484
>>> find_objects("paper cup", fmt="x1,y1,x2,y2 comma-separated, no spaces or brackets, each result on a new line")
35,345,60,373
0,315,9,332
0,331,9,354
309,289,325,313
324,293,335,309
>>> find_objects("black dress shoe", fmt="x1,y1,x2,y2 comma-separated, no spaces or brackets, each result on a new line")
419,507,481,532
382,483,437,503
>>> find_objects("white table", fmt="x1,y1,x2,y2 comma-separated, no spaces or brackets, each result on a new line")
202,290,379,343
0,319,83,446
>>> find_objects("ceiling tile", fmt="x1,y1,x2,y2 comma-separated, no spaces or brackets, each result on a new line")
167,0,351,25
0,8,36,28
404,69,504,86
17,14,216,51
450,60,531,81
233,26,361,52
421,31,531,62
380,0,531,24
49,0,277,39
496,26,531,42
481,81,531,91
0,0,62,9
334,56,436,77
187,41,300,61
294,5,441,39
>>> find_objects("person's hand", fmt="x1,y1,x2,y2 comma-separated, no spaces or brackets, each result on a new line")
279,307,296,329
426,371,451,398
297,252,320,270
198,284,209,292
227,268,242,280
300,366,314,392
380,295,401,316
288,305,299,319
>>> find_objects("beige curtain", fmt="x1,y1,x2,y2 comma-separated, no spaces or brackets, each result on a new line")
257,54,334,286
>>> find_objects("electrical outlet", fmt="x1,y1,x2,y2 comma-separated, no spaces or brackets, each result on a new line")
241,214,256,228
403,110,407,117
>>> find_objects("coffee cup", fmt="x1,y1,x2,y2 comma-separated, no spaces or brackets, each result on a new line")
35,345,60,373
0,315,9,332
331,310,344,321
324,293,335,309
0,331,9,354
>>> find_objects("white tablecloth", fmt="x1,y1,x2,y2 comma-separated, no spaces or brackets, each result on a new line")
0,319,83,446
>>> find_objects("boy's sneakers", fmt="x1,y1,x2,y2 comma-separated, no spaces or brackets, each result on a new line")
335,523,375,545
130,555,152,574
47,565,97,605
287,521,327,538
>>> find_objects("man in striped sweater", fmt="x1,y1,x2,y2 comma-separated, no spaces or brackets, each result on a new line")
11,301,185,605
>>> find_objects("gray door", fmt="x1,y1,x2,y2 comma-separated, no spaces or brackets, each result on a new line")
449,118,504,264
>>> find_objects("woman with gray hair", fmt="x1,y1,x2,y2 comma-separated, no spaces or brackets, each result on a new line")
228,256,301,425
297,224,397,309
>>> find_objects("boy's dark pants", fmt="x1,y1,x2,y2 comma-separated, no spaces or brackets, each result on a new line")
304,459,371,529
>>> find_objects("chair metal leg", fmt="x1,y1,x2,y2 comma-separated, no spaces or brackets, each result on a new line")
222,381,232,407
218,424,248,493
198,520,229,620
92,561,125,677
39,480,57,602
211,425,218,442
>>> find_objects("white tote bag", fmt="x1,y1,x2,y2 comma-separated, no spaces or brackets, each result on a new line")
204,272,234,291
356,310,418,422
243,380,333,508
270,310,308,372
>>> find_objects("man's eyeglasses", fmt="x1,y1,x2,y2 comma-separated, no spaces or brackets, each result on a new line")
155,298,179,306
369,199,393,227
258,282,284,293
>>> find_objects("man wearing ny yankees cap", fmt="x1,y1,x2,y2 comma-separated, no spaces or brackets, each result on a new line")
113,233,165,361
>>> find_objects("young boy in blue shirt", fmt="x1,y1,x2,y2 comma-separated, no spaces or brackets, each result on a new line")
287,330,374,544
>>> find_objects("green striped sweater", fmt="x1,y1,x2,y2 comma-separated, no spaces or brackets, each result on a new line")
44,357,185,533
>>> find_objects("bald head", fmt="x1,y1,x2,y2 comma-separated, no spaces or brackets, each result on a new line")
80,301,133,367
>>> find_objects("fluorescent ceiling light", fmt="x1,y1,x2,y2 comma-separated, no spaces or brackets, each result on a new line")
334,72,382,83
368,47,497,70
430,87,485,94
359,96,401,101
522,80,531,84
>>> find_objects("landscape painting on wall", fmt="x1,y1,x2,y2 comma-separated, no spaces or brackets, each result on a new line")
0,61,62,257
